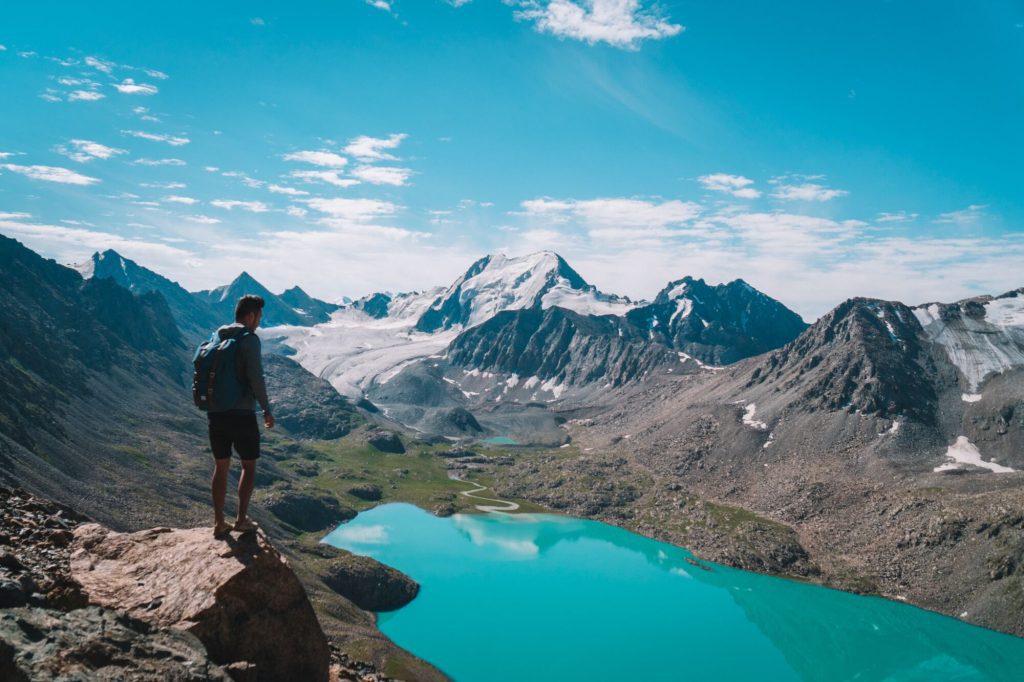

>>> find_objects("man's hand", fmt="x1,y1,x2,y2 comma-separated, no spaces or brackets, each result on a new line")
264,412,275,429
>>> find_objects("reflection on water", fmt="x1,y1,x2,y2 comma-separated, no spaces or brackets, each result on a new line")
323,503,1024,682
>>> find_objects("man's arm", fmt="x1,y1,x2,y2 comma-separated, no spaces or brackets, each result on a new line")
241,334,272,420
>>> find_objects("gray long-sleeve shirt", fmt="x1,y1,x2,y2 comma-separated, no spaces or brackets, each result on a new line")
216,322,271,414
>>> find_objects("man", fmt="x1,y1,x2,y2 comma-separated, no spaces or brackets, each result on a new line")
210,294,274,537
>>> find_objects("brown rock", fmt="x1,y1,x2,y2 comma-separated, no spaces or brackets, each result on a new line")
69,524,330,682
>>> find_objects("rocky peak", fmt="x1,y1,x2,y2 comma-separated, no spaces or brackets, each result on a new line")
352,291,393,319
746,297,939,421
628,276,807,364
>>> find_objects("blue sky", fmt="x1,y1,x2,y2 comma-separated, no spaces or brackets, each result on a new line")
1,0,1022,318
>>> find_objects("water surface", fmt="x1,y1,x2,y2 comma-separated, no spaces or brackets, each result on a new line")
323,503,1024,682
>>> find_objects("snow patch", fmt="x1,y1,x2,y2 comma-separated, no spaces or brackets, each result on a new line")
961,393,982,403
669,298,693,326
742,403,768,430
678,351,725,372
934,436,1015,473
539,377,566,399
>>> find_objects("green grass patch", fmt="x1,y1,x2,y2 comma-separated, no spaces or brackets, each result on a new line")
112,443,150,466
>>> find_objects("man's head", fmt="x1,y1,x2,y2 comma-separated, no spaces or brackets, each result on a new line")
235,294,265,330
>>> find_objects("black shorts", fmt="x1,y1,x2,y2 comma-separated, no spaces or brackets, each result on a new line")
208,412,260,461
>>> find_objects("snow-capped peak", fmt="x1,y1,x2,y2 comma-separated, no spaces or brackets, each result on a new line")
415,251,636,332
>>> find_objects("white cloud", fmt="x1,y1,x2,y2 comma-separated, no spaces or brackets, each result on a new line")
769,180,848,202
936,204,987,226
68,90,105,102
132,158,186,166
251,17,266,26
1,163,100,185
221,171,264,188
122,130,190,146
289,170,360,188
351,165,413,186
210,199,271,213
184,214,221,224
84,56,116,74
876,211,919,223
55,139,127,163
267,184,309,196
285,205,308,218
113,78,159,95
163,195,199,205
343,133,407,161
140,181,186,189
142,68,169,80
366,0,392,10
0,214,194,273
520,197,702,230
305,197,402,224
513,0,684,49
282,150,348,167
698,173,760,199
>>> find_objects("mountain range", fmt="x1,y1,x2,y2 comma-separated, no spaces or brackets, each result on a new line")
3,231,1024,654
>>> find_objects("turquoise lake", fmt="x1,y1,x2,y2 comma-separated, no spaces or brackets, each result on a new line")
323,503,1024,682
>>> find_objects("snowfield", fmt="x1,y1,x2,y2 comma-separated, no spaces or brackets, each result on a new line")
913,294,1024,392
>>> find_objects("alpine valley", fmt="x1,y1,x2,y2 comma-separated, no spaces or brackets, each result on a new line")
2,234,1024,678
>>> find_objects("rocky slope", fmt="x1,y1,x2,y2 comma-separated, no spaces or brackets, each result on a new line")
626,276,808,364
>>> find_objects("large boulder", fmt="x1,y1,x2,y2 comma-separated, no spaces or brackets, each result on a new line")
259,490,356,532
367,430,405,454
69,524,330,682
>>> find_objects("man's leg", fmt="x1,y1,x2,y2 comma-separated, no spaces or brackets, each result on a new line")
211,458,231,534
236,458,256,526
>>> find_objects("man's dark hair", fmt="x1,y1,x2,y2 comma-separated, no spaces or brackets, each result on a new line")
235,295,265,322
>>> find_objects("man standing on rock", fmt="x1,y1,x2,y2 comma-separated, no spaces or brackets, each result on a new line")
208,295,274,537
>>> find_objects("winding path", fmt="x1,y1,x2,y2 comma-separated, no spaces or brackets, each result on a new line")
449,474,520,513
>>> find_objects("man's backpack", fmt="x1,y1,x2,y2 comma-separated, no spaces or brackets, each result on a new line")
192,329,252,412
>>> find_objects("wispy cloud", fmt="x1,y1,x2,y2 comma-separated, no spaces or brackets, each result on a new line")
55,139,127,163
210,199,271,212
163,195,199,205
343,133,407,161
122,130,190,146
936,204,987,226
305,197,402,224
84,56,116,74
512,0,684,49
267,184,309,196
289,170,360,188
351,165,413,186
365,0,393,11
113,78,159,95
68,89,105,102
132,158,186,166
769,178,848,202
1,163,100,185
282,150,348,167
698,173,761,199
521,197,701,230
876,211,919,223
184,214,221,224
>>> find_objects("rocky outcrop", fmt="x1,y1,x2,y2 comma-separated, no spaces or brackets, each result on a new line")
264,355,362,440
70,524,331,682
303,544,419,612
0,606,234,681
259,489,356,532
348,484,383,501
368,430,406,454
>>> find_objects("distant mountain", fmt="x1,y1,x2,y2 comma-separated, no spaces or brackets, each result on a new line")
415,251,636,333
279,286,341,324
627,277,808,365
73,249,219,342
197,271,313,328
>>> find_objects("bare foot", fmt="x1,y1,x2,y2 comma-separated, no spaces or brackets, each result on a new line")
213,521,233,538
